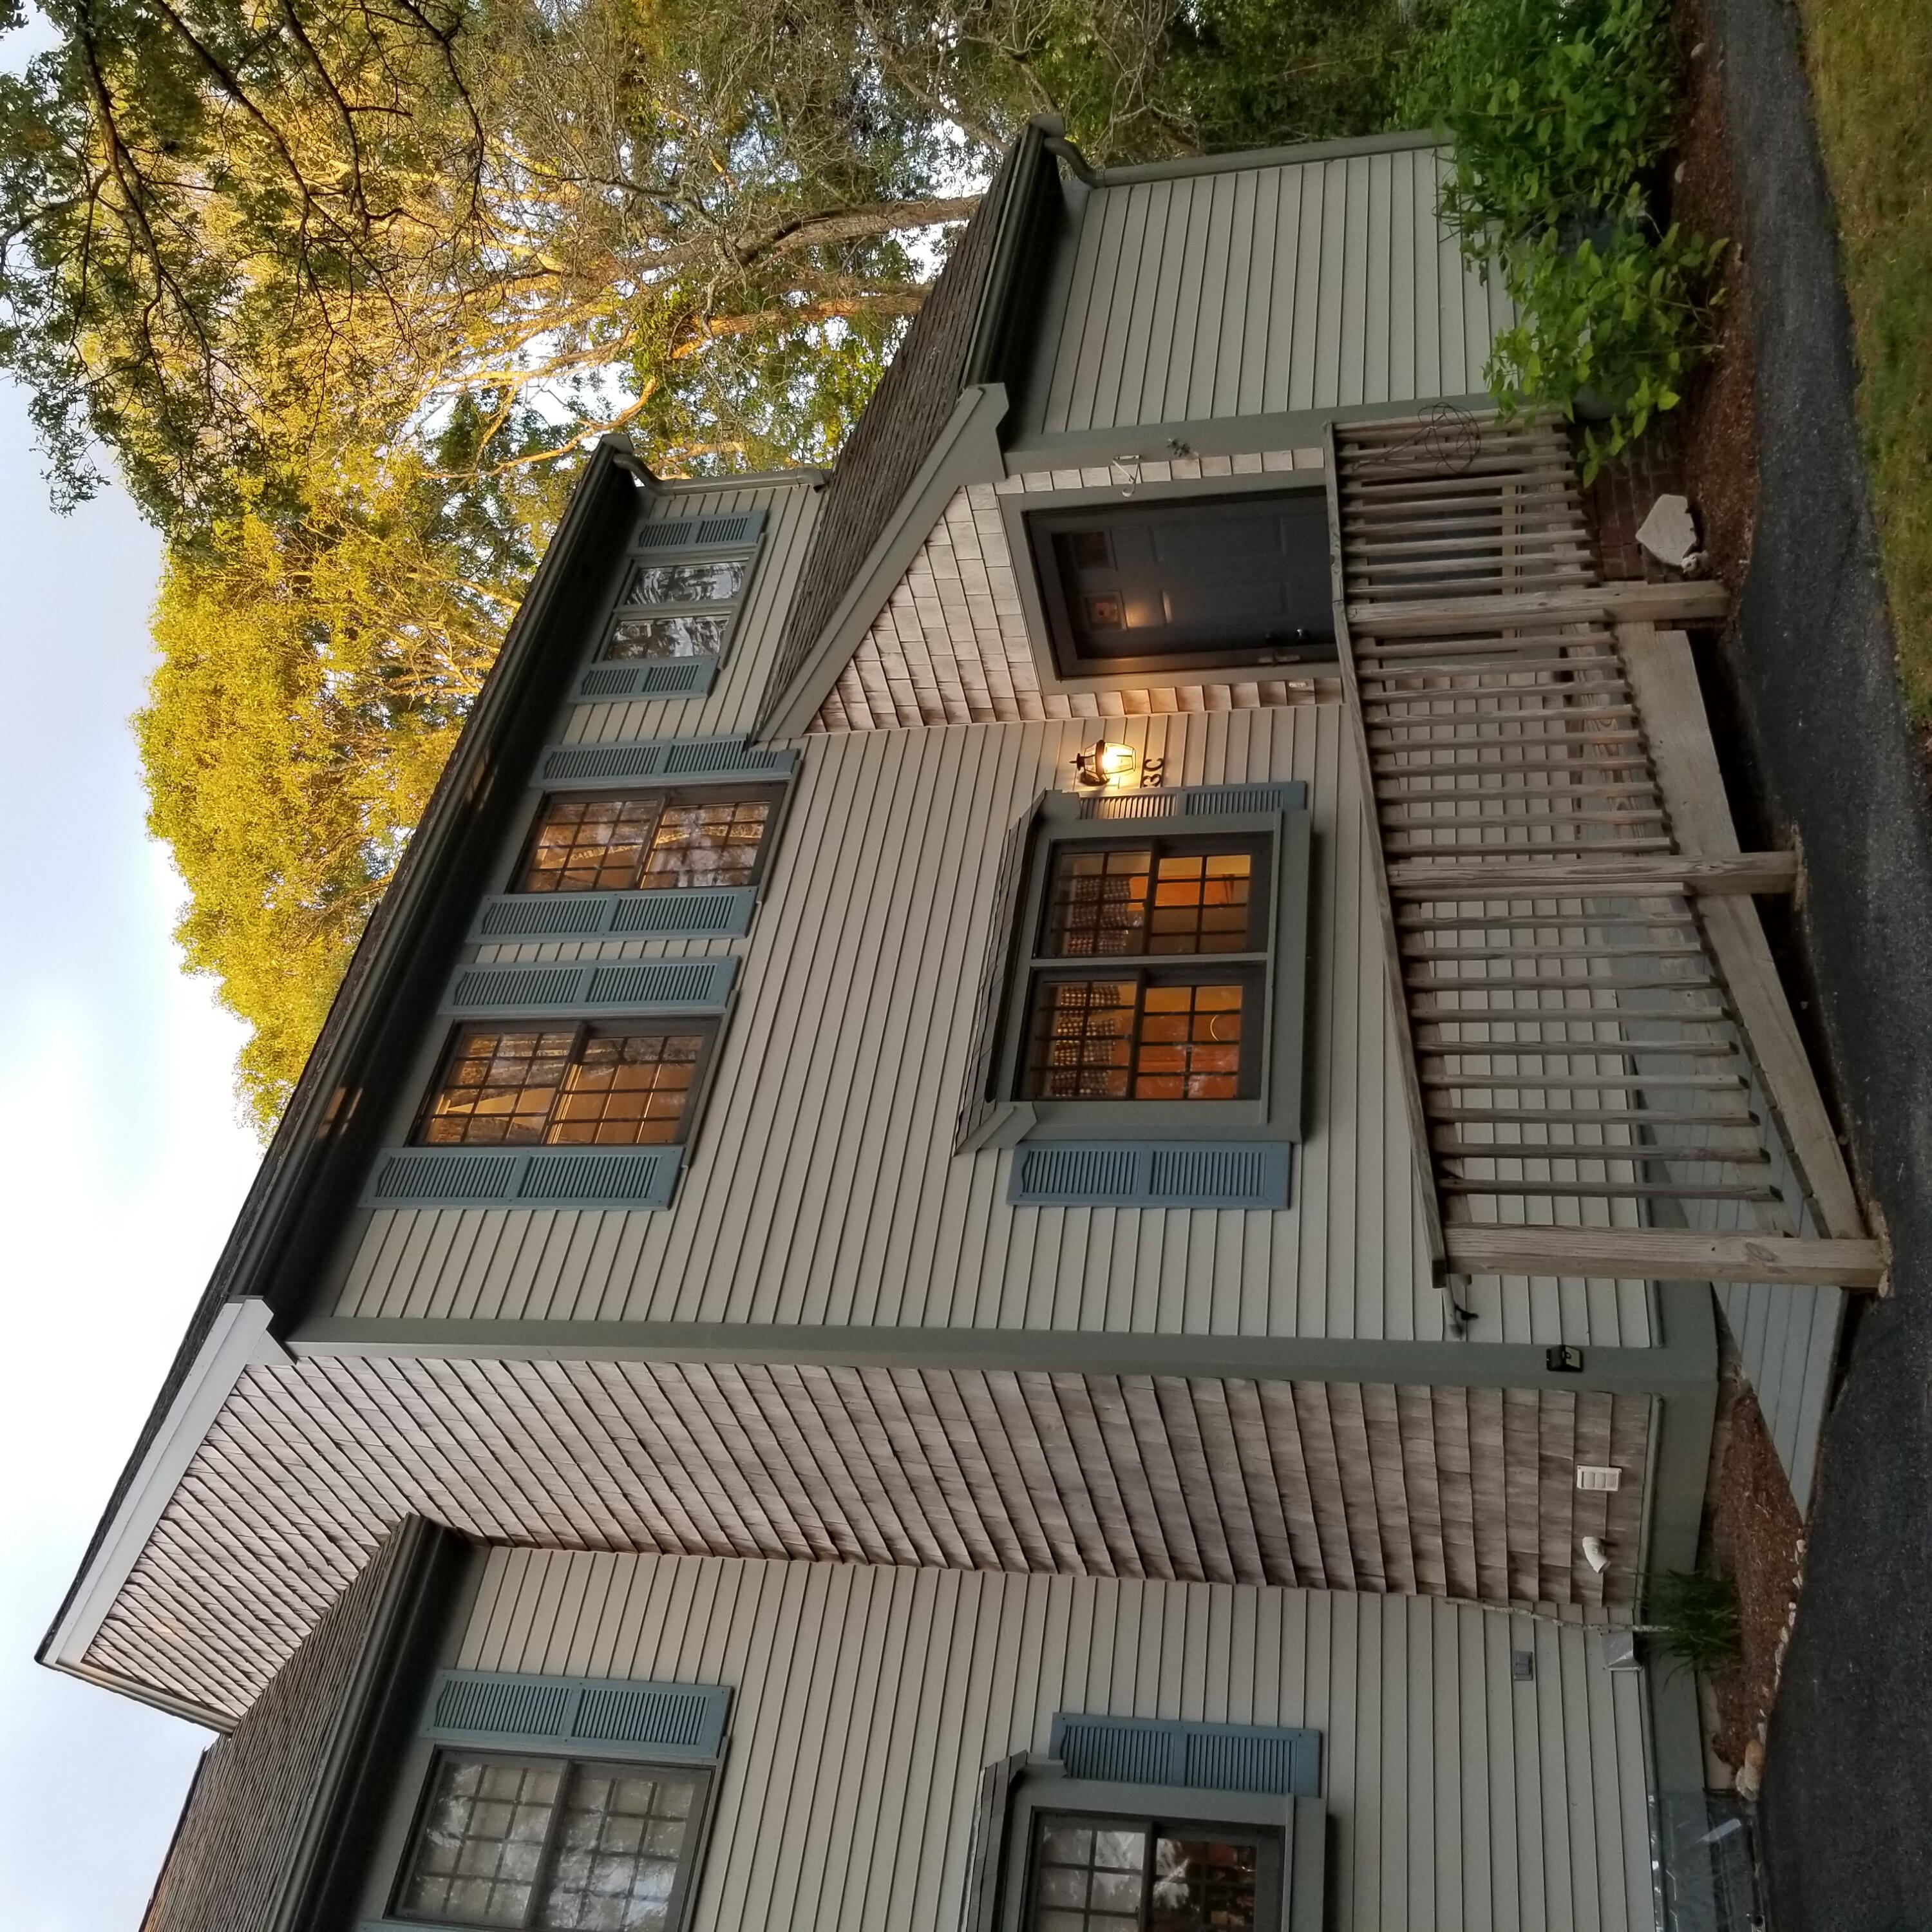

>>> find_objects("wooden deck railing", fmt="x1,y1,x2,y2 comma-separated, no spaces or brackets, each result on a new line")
1325,412,1880,1293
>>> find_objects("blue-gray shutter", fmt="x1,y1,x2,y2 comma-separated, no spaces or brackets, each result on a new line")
537,737,796,787
1010,1142,1292,1209
472,886,757,943
630,509,766,553
574,657,720,704
422,1671,731,1763
365,1144,684,1210
442,956,737,1018
955,797,1046,1153
1078,781,1308,821
1048,1714,1321,1798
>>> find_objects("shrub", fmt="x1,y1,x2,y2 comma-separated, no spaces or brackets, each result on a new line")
1403,0,1724,477
1644,1568,1743,1676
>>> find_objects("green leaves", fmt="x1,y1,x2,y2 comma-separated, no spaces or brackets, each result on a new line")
1404,0,1724,478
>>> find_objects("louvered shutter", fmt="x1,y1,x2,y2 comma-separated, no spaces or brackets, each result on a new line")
472,886,758,943
574,510,768,703
536,736,796,786
955,795,1045,1153
441,956,737,1018
1048,1714,1321,1798
1010,1142,1292,1209
422,1671,731,1763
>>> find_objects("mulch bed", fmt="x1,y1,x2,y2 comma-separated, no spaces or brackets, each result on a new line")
1674,0,1761,595
1701,1340,1807,1781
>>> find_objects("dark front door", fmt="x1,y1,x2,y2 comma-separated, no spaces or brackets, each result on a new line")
1031,491,1336,674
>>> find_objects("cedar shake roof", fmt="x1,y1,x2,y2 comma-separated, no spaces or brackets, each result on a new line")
139,1519,465,1932
757,120,1062,726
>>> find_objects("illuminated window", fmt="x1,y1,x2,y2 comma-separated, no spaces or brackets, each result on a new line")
416,1026,713,1148
1027,1814,1269,1931
516,791,777,894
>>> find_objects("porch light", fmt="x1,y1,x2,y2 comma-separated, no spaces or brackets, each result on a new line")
1072,740,1164,790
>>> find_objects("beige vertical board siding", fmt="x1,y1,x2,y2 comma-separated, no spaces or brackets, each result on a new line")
1044,149,1502,433
335,709,1647,1346
455,1551,1654,1932
562,476,820,746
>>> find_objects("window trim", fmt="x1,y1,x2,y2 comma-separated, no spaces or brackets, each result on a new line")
471,747,798,945
569,507,770,705
509,782,790,899
997,474,1337,700
985,1769,1325,1932
986,789,1312,1146
410,1018,723,1152
387,1747,716,1932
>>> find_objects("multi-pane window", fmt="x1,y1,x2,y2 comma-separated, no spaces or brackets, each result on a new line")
416,1025,712,1147
1020,838,1265,1104
1045,843,1261,956
397,1751,706,1931
1028,1815,1266,1932
1026,492,1334,676
1027,979,1250,1101
601,553,754,661
516,791,776,895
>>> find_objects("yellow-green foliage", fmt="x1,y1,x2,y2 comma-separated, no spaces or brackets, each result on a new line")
1795,0,1932,719
138,486,521,1130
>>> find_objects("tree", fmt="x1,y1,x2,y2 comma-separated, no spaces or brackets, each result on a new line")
3,0,1418,1129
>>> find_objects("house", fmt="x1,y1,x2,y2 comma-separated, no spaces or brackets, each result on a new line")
49,121,1874,1932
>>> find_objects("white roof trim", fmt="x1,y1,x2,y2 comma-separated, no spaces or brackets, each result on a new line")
43,1298,289,1701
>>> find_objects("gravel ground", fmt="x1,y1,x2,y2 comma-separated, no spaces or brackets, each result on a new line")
1697,0,1932,1923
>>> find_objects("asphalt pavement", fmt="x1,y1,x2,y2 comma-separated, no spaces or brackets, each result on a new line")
1698,0,1932,1924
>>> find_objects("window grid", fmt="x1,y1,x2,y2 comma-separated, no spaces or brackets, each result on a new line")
601,549,754,663
1029,1816,1264,1932
516,793,774,896
1045,843,1256,958
1027,978,1247,1101
417,1027,710,1148
398,1752,705,1932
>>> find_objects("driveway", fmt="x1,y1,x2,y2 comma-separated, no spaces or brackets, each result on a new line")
1700,0,1932,1924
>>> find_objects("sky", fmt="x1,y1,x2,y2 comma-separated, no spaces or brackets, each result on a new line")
0,373,267,1929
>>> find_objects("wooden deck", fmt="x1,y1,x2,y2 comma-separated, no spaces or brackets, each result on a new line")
1326,413,1877,1304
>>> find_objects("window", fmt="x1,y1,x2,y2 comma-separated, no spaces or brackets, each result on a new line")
416,1025,713,1147
956,788,1311,1202
1021,835,1267,1104
397,1750,709,1932
1027,1814,1275,1932
1025,493,1334,678
598,533,761,665
515,790,778,895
